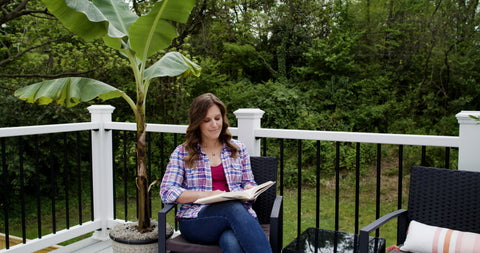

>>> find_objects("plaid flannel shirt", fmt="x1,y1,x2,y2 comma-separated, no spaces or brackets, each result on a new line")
160,139,257,219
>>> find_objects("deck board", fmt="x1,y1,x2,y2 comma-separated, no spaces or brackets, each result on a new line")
51,238,112,253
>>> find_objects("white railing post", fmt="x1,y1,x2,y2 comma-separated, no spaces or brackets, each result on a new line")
456,111,480,172
234,108,265,156
88,105,115,240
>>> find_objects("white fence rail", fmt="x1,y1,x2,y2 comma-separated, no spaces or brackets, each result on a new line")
255,128,460,147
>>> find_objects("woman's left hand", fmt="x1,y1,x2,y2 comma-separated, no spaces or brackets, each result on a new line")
244,184,255,190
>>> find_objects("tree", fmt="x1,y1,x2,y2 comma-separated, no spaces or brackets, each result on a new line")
13,0,200,233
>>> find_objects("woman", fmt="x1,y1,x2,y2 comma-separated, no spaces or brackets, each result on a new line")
160,93,272,253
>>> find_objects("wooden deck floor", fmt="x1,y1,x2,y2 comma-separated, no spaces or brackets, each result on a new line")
51,238,112,253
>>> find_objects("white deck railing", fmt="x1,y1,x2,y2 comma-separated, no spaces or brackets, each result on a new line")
0,105,479,252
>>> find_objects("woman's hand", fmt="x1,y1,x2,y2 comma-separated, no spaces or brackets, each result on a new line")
244,184,255,190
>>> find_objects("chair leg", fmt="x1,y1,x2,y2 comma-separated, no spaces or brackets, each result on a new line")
359,230,370,253
270,196,283,253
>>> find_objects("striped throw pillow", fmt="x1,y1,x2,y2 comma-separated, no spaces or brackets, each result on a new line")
400,220,480,253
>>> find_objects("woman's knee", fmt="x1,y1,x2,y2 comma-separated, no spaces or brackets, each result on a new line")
179,217,229,244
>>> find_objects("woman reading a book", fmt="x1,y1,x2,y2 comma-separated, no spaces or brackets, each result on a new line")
160,93,272,253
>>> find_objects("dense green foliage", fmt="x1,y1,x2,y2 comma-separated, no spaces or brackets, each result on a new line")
3,0,479,133
1,0,478,188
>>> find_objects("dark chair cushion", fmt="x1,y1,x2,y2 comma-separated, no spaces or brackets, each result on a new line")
167,224,270,253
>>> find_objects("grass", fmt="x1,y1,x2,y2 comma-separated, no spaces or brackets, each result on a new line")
282,170,407,248
1,166,408,250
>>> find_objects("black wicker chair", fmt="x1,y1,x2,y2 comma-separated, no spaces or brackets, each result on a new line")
158,156,283,253
359,166,480,253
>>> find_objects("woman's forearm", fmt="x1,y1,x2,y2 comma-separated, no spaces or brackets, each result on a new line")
176,190,224,203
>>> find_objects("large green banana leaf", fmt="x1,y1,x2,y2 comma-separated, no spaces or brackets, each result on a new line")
14,52,200,108
42,0,196,59
129,0,197,59
92,0,138,38
41,0,107,41
144,52,201,80
14,78,125,107
42,0,137,40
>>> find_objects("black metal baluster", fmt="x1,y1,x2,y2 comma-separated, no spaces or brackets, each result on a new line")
50,134,56,234
316,140,321,229
375,144,381,238
160,133,165,171
421,146,426,166
64,133,70,229
35,136,42,238
334,142,340,252
335,142,340,232
398,145,404,210
19,136,26,243
297,139,302,238
355,143,360,235
445,147,450,169
77,132,82,225
280,139,284,196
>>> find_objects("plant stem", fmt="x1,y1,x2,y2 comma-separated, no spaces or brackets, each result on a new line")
136,124,151,232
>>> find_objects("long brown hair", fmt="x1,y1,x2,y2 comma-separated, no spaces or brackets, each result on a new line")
184,93,238,168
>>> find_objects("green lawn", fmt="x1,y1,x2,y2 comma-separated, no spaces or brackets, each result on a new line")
281,167,408,248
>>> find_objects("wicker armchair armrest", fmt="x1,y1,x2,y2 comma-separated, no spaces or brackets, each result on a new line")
270,196,283,253
359,209,408,253
158,203,176,253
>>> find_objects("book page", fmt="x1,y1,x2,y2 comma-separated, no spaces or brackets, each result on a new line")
194,181,275,205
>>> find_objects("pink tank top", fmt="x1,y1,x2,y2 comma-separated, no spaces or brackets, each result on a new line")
211,163,229,192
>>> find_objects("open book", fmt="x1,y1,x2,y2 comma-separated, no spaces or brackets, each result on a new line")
194,181,275,205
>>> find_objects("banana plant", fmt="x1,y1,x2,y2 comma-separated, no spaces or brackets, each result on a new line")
14,0,200,233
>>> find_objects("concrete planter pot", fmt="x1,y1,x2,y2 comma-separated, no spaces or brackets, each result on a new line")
109,220,173,253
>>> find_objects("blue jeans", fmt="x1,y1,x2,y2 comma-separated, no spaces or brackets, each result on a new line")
179,201,272,253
